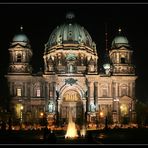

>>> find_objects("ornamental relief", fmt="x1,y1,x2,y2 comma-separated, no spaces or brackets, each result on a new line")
9,65,26,72
63,90,80,102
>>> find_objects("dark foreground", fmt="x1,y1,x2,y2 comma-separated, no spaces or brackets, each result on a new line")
0,128,148,144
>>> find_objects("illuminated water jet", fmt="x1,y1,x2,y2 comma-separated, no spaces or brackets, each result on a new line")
65,107,78,139
80,125,86,137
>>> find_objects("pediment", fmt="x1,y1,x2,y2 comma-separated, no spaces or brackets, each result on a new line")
120,95,132,103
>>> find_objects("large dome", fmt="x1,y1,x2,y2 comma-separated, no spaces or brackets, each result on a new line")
46,13,94,49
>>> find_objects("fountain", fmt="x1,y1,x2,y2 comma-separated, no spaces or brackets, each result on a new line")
65,106,78,139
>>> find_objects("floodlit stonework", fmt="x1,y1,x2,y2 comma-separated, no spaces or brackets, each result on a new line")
5,13,137,127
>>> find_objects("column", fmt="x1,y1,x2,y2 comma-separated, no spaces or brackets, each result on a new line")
108,83,110,97
49,83,53,99
46,82,49,99
129,82,132,97
97,83,100,98
83,99,86,113
94,82,98,111
90,82,94,112
44,56,48,72
117,53,120,63
27,82,30,98
10,82,13,96
117,83,120,97
89,82,94,99
24,82,27,97
23,82,25,97
128,82,130,97
109,83,112,97
53,82,56,100
115,82,118,97
132,82,135,97
87,81,91,112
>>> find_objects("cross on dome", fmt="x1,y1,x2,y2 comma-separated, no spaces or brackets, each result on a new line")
118,27,122,34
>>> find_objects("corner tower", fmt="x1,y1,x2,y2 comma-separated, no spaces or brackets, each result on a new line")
109,28,137,124
8,26,33,75
5,26,33,120
109,28,135,75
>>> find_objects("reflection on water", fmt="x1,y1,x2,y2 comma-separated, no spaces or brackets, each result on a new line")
80,125,86,137
93,128,148,144
98,133,108,139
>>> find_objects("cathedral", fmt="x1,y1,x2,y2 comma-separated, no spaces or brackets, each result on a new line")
5,13,137,127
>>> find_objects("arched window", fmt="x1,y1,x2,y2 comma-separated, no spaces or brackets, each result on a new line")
121,85,128,96
101,85,108,97
121,57,125,64
17,53,22,62
17,88,22,96
102,88,107,97
37,89,41,97
33,82,41,97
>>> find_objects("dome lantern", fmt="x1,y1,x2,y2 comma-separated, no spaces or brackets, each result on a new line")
66,12,75,20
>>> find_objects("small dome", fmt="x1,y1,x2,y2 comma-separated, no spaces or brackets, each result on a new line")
113,36,129,44
12,33,29,42
111,35,130,48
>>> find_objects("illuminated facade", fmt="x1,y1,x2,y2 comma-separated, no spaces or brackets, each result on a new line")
5,13,137,127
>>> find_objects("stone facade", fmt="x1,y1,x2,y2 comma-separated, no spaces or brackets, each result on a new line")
5,13,137,127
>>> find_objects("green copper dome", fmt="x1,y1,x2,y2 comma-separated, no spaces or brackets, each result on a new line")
12,33,29,42
111,35,130,48
47,23,93,48
11,27,31,48
46,13,94,49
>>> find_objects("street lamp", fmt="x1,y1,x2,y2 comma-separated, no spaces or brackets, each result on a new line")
99,111,104,128
40,112,44,117
100,111,104,118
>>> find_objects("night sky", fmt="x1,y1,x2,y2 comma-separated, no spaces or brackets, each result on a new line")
0,3,148,103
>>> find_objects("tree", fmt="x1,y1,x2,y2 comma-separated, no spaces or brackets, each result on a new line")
135,100,148,127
